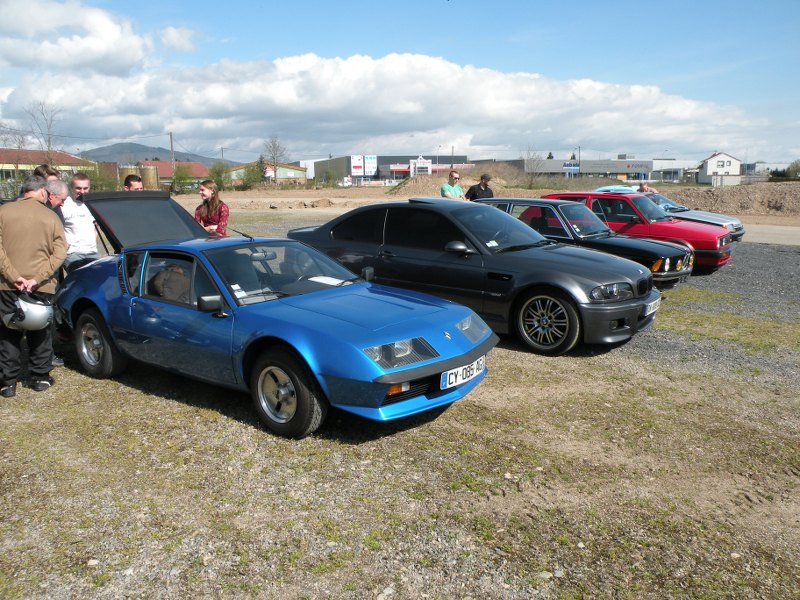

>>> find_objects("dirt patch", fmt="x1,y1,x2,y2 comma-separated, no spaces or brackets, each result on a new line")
177,179,800,220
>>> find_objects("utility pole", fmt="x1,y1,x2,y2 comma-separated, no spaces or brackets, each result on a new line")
221,147,225,163
169,131,175,180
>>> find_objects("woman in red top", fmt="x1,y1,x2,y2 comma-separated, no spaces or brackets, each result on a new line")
195,180,229,236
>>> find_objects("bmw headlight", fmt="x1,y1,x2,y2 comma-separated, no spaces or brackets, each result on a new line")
590,283,634,302
364,337,439,370
455,313,491,343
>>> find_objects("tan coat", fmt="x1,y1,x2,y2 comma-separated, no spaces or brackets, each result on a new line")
0,196,67,294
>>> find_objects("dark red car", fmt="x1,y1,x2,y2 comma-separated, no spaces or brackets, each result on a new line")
542,191,732,271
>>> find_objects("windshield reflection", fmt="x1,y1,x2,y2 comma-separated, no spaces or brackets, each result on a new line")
452,204,546,252
632,195,671,221
204,242,360,305
648,193,687,212
559,203,610,237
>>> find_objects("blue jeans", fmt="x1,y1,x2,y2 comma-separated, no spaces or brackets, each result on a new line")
63,252,99,274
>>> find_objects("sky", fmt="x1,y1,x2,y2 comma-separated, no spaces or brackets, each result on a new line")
1,0,798,165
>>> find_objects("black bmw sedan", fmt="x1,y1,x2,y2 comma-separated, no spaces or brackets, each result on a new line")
288,198,661,356
477,198,694,290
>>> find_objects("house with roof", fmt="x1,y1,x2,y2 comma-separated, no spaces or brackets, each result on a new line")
696,152,741,186
227,161,307,185
0,148,94,181
137,160,209,189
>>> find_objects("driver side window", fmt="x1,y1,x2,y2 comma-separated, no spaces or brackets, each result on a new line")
385,208,465,251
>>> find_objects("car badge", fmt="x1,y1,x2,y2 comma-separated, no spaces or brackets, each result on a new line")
444,331,452,340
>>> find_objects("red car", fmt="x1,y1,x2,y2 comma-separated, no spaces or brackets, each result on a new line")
542,192,732,271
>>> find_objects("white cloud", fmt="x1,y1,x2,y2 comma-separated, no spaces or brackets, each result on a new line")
0,46,789,162
160,26,195,52
0,0,150,75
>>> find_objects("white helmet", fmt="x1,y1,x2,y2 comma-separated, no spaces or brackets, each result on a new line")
2,292,53,331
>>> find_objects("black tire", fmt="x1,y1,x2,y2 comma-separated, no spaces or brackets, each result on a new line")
75,308,128,377
250,349,327,438
514,290,581,355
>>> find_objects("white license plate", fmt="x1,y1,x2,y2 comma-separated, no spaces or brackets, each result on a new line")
644,297,661,316
440,355,485,390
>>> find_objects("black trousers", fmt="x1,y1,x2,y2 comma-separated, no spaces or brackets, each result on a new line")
0,291,53,385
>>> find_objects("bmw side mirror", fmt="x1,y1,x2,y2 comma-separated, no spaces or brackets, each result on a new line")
445,241,474,255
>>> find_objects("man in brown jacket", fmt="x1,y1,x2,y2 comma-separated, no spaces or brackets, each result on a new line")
0,175,67,396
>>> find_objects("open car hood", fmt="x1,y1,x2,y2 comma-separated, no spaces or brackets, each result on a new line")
82,191,209,253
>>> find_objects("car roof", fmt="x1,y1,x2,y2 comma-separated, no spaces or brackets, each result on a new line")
82,191,210,252
477,197,583,207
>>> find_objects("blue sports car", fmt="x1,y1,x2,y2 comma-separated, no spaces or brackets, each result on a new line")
55,192,497,438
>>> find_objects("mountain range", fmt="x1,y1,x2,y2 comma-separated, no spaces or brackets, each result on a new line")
79,143,241,167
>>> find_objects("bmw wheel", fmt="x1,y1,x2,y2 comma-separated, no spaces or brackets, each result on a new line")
250,349,327,438
515,290,581,355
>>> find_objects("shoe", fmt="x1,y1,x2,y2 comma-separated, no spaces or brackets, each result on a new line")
52,355,65,367
30,376,55,392
1,383,16,398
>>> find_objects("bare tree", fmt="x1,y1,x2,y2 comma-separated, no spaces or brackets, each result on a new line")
523,145,545,187
24,100,62,164
263,135,287,184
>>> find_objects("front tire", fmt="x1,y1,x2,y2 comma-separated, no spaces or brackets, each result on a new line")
250,349,327,438
75,309,128,377
515,290,581,355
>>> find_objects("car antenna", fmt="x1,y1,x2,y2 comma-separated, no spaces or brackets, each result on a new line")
228,227,254,241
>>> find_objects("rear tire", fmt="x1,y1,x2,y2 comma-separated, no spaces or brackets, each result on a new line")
514,290,581,355
75,309,128,377
250,349,327,438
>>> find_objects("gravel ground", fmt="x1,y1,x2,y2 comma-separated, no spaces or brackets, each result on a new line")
1,227,798,598
611,242,800,387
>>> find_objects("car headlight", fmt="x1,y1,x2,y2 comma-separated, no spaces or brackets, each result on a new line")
363,337,439,370
455,313,491,343
590,283,634,302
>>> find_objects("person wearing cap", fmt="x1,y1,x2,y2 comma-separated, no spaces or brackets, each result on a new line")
465,174,494,201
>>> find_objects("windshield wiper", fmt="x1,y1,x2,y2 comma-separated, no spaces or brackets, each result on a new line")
337,277,362,286
496,241,552,253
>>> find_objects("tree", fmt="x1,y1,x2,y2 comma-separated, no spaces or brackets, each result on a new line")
546,151,554,160
24,100,62,163
523,145,545,188
171,165,193,193
208,161,231,190
569,152,576,160
240,163,264,190
0,121,31,197
787,159,800,178
264,135,287,185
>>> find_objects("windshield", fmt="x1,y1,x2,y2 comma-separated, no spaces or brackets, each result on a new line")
204,241,360,306
631,195,671,222
451,204,547,252
647,193,687,212
558,203,610,237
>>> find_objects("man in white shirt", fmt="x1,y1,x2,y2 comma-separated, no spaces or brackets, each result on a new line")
62,172,98,274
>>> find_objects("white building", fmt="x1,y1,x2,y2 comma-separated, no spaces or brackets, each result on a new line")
696,152,741,187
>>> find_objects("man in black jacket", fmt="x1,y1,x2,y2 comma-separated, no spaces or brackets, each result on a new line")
465,174,494,201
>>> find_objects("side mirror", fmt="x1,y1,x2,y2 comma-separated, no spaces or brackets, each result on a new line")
198,294,227,317
361,266,375,282
445,241,474,255
629,215,641,224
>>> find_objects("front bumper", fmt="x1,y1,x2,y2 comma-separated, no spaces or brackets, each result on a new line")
694,247,732,267
322,334,499,421
578,288,661,345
